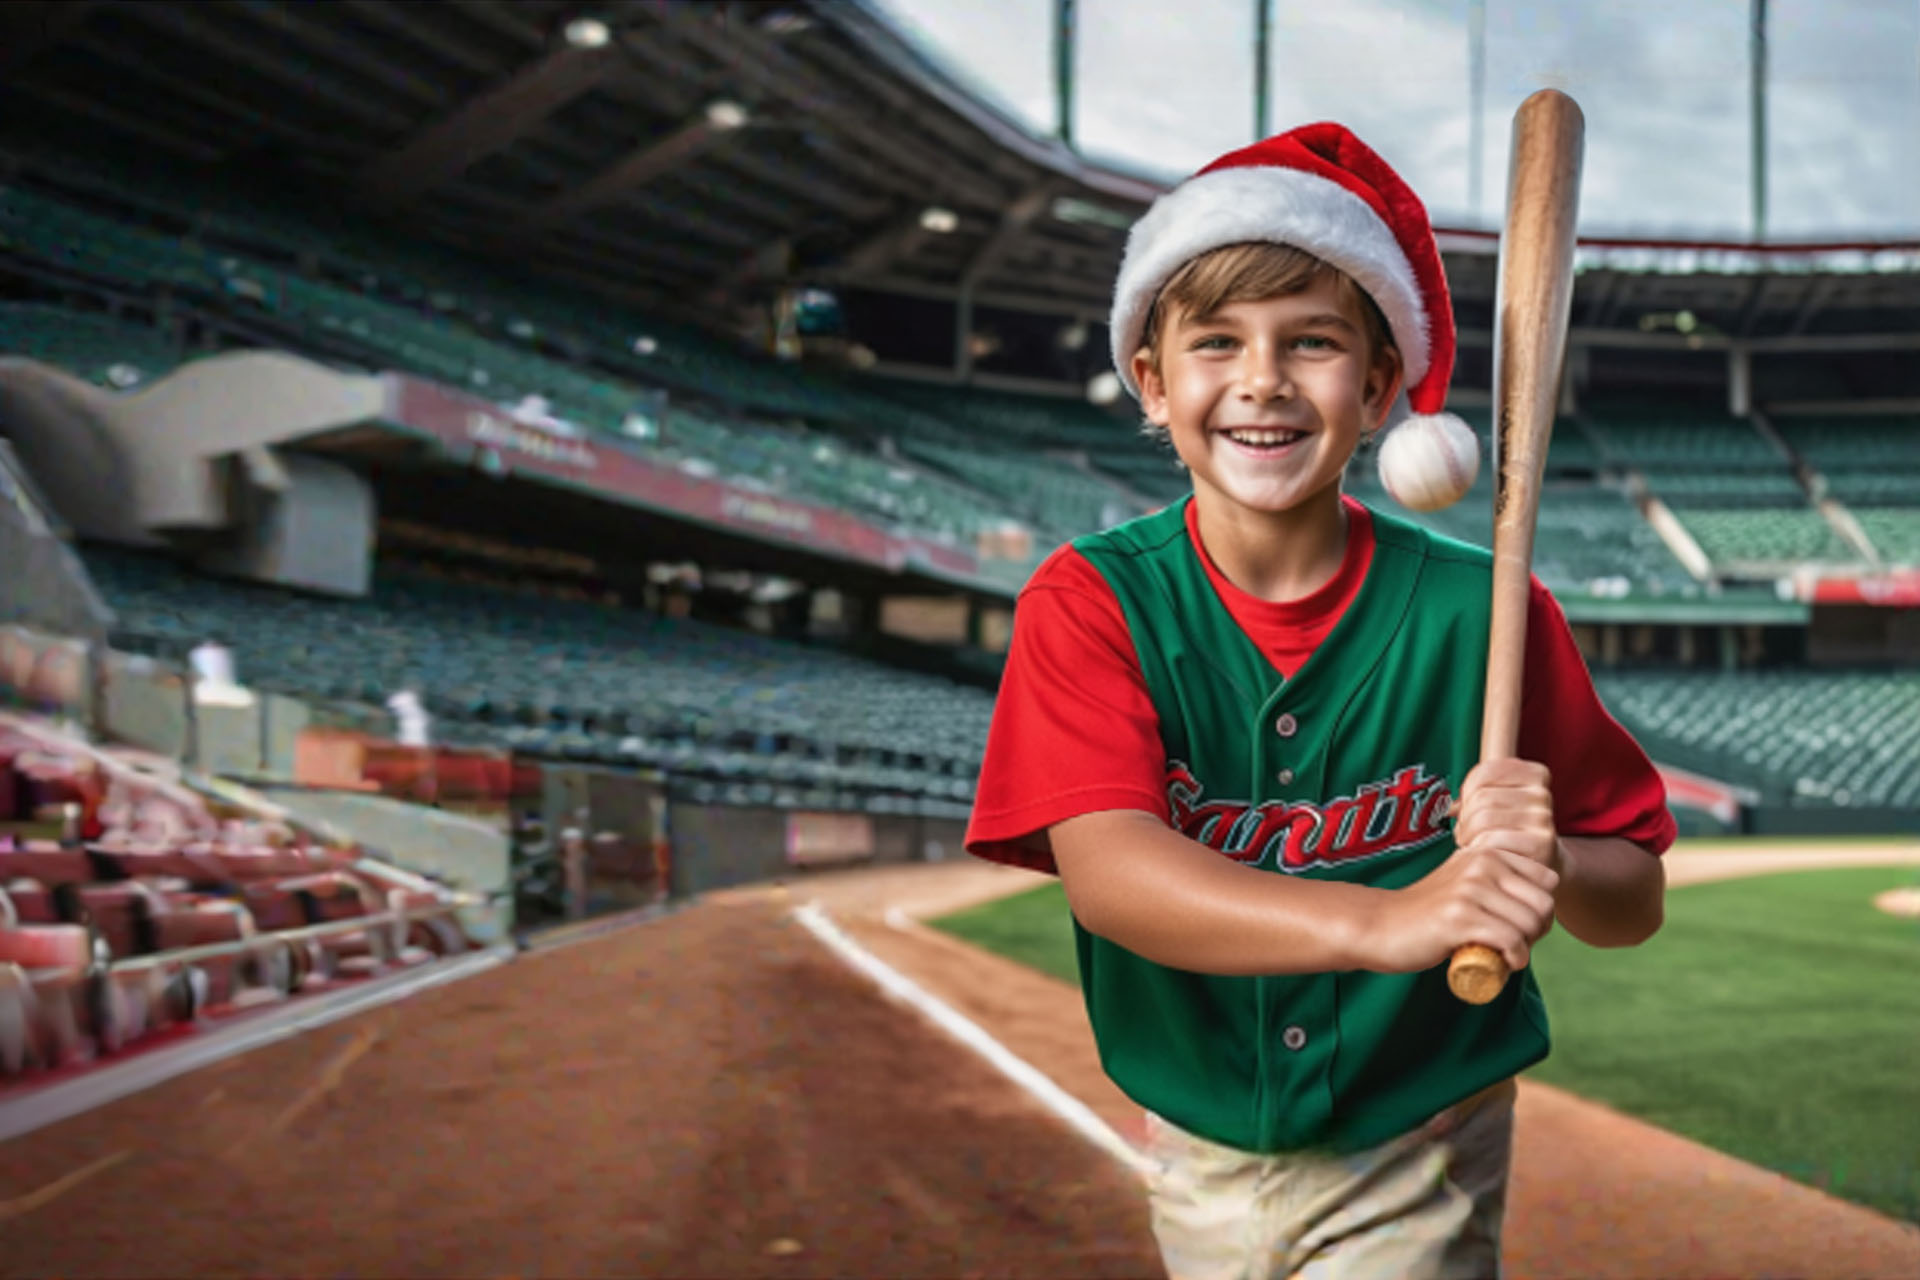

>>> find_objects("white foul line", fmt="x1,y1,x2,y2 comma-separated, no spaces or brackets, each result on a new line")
791,900,1151,1180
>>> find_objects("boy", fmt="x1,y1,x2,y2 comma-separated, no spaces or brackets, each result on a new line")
965,124,1673,1278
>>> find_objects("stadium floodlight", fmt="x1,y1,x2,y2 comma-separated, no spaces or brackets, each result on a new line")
919,206,959,234
760,10,814,36
704,100,751,131
1086,371,1123,405
563,16,612,49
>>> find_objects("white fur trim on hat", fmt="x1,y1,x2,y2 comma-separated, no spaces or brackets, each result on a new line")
1111,165,1429,399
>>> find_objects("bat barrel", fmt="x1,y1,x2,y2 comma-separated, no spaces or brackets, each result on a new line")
1450,90,1585,1007
1484,88,1584,763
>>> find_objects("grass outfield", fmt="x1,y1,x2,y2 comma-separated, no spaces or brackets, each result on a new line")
930,865,1920,1223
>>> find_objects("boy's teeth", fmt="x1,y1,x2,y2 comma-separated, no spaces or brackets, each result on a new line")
1226,429,1302,446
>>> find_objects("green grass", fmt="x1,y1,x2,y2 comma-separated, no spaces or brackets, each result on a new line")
936,880,1080,984
930,866,1920,1223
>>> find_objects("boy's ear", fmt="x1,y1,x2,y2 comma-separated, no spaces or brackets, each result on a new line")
1131,349,1171,427
1365,348,1406,432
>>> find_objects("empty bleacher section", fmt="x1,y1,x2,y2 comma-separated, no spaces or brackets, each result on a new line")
877,378,1182,500
1345,409,1699,596
1777,416,1920,567
0,303,181,389
81,548,983,818
1593,670,1920,811
1850,508,1920,566
1583,406,1862,572
0,171,1043,562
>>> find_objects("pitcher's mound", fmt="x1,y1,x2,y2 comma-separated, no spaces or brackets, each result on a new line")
1872,886,1920,919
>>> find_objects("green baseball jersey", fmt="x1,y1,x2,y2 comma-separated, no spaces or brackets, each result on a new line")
1069,497,1550,1155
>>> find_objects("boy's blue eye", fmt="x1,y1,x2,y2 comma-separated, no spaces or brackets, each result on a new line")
1294,334,1336,350
1191,335,1235,351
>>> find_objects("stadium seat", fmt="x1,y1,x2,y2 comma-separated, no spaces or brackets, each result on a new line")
83,548,995,808
1593,670,1920,808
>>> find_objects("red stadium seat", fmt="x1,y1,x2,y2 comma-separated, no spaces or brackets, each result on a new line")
148,901,252,952
0,924,93,971
0,844,96,887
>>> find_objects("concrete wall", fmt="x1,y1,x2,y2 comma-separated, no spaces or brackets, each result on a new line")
669,804,789,895
668,805,964,896
199,451,375,597
0,351,383,548
110,351,385,533
0,362,152,545
1745,805,1919,838
100,652,191,758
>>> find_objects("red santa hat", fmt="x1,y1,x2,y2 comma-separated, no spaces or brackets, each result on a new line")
1110,122,1462,437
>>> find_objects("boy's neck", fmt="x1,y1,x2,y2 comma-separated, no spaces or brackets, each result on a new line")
1191,483,1350,604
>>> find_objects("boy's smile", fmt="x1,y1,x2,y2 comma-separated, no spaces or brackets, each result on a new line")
1133,277,1400,521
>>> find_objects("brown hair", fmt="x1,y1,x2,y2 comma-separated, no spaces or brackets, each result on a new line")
1138,242,1396,376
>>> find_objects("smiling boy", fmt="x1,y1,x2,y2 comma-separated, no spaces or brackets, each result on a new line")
966,125,1674,1278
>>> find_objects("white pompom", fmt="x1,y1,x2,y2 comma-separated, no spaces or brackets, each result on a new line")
1377,412,1480,512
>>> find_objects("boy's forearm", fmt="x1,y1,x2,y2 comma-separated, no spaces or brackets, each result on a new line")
1050,811,1376,976
1552,836,1665,947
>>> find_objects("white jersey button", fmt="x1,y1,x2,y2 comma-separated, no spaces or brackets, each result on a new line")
1276,768,1296,786
1282,1025,1308,1051
1275,713,1299,737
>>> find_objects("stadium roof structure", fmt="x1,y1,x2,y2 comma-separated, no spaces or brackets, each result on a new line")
2,0,1918,393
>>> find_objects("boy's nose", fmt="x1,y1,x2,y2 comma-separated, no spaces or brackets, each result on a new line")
1239,347,1293,401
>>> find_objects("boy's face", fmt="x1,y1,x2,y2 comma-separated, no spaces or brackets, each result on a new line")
1132,274,1401,520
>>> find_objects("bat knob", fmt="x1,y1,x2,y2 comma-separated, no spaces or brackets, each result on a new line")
1448,944,1509,1005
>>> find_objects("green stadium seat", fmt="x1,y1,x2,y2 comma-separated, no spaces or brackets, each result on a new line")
1672,509,1856,566
0,304,183,388
81,548,994,805
1852,508,1920,566
1593,670,1920,809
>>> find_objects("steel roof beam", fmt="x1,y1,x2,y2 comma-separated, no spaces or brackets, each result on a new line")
833,211,942,280
0,0,98,80
1734,274,1772,337
72,35,361,161
520,116,739,230
337,0,503,78
15,82,224,163
359,44,623,211
1786,276,1836,337
123,4,414,133
654,6,999,208
226,1,450,110
802,28,1031,189
834,272,1109,319
962,183,1057,287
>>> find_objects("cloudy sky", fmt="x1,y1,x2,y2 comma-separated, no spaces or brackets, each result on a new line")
870,0,1920,241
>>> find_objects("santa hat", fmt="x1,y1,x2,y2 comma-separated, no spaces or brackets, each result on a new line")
1110,122,1463,438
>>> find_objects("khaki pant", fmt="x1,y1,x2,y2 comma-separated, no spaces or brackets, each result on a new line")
1143,1079,1517,1280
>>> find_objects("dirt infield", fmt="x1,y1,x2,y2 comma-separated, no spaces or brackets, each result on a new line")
0,896,1160,1278
0,846,1914,1278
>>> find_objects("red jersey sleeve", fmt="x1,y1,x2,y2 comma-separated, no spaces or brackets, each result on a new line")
965,545,1170,874
1519,580,1678,855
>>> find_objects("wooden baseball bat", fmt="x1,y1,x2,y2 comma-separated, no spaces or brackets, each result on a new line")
1447,89,1585,1006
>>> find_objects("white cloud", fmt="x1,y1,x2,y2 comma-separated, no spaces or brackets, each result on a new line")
1075,0,1258,177
872,0,1920,240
